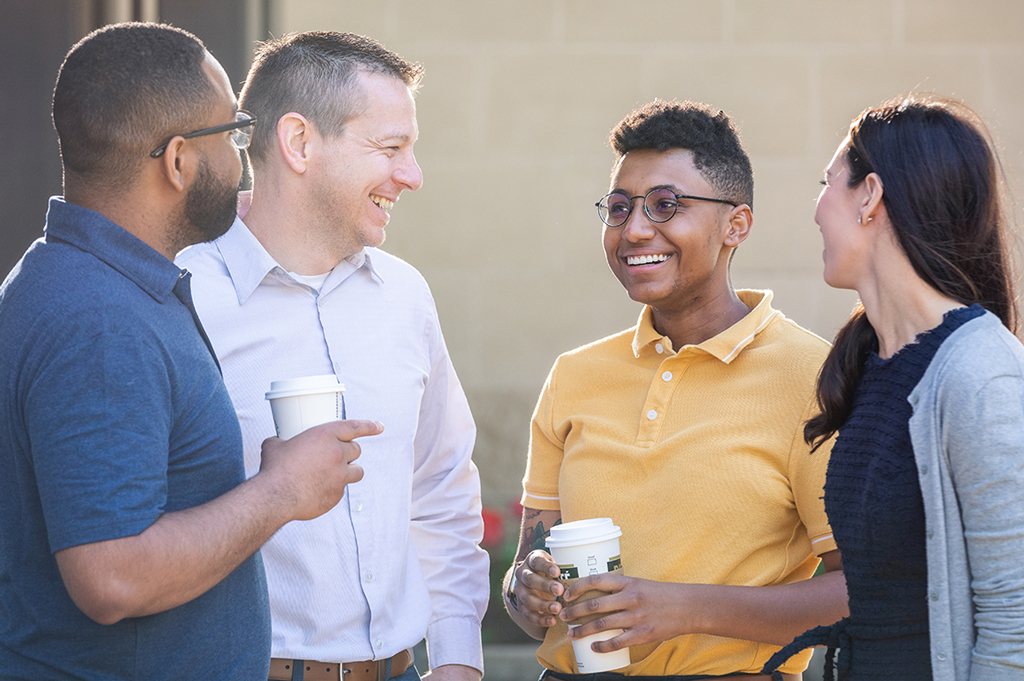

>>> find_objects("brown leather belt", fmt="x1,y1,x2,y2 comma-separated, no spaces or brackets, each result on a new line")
269,649,414,681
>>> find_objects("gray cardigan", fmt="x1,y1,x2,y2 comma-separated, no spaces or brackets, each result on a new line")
908,311,1024,681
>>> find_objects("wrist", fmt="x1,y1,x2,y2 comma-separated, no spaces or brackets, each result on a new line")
506,560,524,611
244,468,297,525
428,664,481,681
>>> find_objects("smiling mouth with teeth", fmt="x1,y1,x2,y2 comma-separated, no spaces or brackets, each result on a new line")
626,254,671,266
371,196,395,213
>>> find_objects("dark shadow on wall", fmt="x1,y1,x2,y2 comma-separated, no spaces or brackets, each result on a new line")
0,2,76,278
0,0,258,279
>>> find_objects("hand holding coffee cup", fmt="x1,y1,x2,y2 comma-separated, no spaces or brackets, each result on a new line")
259,418,381,520
546,518,631,673
560,572,691,654
513,550,566,629
261,374,379,521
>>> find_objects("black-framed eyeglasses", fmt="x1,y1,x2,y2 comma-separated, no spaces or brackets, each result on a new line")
149,110,257,158
596,188,738,227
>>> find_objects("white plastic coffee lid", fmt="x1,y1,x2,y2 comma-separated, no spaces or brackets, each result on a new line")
545,517,621,548
265,374,346,400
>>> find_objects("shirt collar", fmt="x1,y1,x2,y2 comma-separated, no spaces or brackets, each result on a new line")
631,289,780,362
353,249,385,285
213,216,383,305
43,196,182,303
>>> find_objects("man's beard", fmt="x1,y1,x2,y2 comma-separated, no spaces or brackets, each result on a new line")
178,154,238,248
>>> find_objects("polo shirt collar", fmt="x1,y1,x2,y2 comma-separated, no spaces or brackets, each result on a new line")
213,217,383,305
43,197,182,303
631,289,780,363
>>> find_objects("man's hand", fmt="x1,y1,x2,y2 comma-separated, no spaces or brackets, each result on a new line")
257,419,379,521
56,419,382,625
420,664,481,681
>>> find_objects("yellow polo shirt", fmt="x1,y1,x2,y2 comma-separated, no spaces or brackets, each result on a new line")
522,290,837,676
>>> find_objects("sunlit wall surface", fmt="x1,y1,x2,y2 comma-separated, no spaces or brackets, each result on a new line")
4,0,1023,510
270,0,1024,505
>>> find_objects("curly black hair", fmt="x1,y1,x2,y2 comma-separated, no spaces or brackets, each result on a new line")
610,100,753,209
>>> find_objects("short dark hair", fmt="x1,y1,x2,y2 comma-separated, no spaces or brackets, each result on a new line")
610,100,754,209
52,22,218,193
240,31,424,167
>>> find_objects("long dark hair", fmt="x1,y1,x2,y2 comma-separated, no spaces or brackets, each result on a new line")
805,95,1018,450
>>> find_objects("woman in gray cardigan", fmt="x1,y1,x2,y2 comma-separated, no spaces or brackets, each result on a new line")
765,96,1024,681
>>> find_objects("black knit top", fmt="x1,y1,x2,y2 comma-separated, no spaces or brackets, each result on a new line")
822,304,984,679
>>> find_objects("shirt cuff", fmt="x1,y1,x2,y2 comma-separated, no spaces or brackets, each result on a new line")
810,532,838,557
426,615,484,674
521,490,560,512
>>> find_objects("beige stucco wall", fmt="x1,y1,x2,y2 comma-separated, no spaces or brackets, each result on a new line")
270,0,1024,506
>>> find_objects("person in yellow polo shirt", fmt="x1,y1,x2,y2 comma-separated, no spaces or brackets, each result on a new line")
503,100,849,681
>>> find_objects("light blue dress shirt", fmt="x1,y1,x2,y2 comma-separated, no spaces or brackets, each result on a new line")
177,217,488,672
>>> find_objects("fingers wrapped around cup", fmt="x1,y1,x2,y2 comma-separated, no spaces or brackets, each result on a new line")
517,551,565,626
558,569,631,672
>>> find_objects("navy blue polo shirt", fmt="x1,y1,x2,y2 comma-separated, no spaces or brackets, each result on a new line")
0,198,270,680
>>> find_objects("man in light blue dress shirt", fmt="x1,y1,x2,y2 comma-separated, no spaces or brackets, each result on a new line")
177,31,488,681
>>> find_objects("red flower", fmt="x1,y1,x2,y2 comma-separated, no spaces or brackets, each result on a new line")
481,506,505,547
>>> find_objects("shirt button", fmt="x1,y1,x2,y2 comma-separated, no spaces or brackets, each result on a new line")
375,640,384,650
655,343,664,354
920,464,929,475
930,592,939,601
334,362,341,373
926,529,934,539
355,502,364,512
647,409,658,420
365,572,374,582
937,653,947,662
662,371,672,382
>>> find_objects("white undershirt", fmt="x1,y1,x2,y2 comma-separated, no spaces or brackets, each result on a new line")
286,270,331,292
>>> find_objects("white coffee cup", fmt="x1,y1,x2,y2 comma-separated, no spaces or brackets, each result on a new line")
265,374,346,440
546,518,630,673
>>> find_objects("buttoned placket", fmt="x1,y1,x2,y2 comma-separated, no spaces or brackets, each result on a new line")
281,268,346,379
636,342,697,447
304,266,389,656
311,289,342,375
